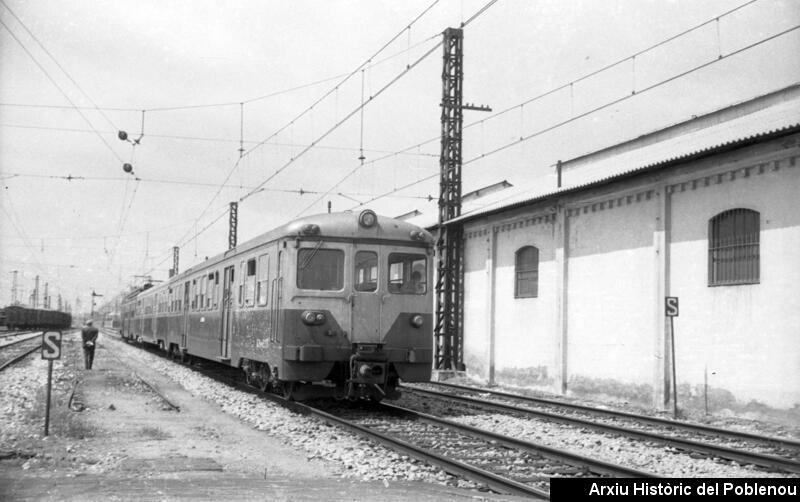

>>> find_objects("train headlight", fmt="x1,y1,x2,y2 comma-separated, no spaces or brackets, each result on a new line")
300,223,320,235
409,230,426,241
358,209,377,228
301,311,326,325
410,314,424,328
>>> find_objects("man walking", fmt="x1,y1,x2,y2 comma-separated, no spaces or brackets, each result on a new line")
81,319,99,369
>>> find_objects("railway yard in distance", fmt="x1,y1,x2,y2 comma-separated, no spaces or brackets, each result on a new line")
1,328,797,501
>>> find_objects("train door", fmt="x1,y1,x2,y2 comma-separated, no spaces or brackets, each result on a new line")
269,250,283,342
351,246,381,343
181,281,190,348
220,265,235,359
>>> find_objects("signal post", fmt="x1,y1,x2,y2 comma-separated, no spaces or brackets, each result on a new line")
41,330,63,436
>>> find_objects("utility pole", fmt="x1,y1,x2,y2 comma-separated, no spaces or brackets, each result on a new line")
32,275,40,308
434,28,491,372
10,270,18,305
90,290,103,319
43,282,49,309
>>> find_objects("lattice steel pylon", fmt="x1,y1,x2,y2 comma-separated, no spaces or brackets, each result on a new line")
435,27,465,371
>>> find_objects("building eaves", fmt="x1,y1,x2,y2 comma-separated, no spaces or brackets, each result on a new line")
438,122,800,227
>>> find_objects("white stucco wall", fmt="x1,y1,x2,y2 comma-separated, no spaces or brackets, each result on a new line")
566,195,657,388
457,133,799,412
492,219,557,381
462,228,490,378
668,155,800,407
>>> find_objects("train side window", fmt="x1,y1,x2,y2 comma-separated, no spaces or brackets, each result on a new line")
207,272,215,308
388,253,426,294
297,248,344,291
238,261,245,305
212,271,219,309
515,246,539,298
192,279,198,310
245,258,257,306
354,251,378,292
257,254,269,306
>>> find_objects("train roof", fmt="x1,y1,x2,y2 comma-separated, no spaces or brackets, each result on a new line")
132,211,434,299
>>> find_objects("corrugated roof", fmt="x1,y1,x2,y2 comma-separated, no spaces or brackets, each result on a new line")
413,85,800,228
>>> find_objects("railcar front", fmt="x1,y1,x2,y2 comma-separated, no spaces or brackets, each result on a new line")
238,210,434,401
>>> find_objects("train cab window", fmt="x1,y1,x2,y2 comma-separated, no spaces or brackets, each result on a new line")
257,254,269,305
297,248,344,291
354,251,378,292
388,253,426,294
245,258,257,306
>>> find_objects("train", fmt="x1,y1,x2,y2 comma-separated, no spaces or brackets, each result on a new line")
0,305,73,331
120,210,434,401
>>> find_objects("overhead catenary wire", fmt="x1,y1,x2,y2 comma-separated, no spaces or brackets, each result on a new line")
0,0,121,132
240,40,443,205
176,0,442,250
1,171,433,200
307,0,761,215
0,16,125,164
0,123,439,157
345,22,800,212
0,36,441,115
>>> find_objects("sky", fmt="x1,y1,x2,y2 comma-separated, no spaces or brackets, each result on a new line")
1,0,798,314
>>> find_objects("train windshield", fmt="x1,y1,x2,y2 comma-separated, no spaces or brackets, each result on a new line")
297,248,344,290
354,251,378,292
388,253,427,294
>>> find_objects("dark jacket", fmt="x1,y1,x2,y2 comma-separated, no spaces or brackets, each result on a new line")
81,326,99,346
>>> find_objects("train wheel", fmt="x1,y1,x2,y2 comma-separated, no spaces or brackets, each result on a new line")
282,382,295,400
181,351,193,365
257,364,271,392
244,366,256,386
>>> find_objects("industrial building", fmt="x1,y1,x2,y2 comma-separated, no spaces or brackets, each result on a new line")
441,84,800,415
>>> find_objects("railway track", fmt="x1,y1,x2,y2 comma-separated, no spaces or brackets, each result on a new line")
104,330,655,498
306,400,657,498
0,336,42,372
401,382,800,475
0,330,36,339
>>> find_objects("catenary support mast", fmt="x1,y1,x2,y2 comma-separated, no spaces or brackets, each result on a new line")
435,28,465,371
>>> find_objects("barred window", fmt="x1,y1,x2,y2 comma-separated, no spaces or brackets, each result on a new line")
515,246,539,298
708,208,759,286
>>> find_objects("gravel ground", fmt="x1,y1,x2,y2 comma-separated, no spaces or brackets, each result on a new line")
4,331,795,494
397,382,799,478
104,336,478,488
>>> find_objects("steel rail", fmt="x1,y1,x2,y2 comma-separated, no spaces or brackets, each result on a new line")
379,402,657,479
404,386,800,474
426,381,800,450
0,333,42,348
0,343,41,372
103,334,547,498
0,330,36,339
278,397,550,499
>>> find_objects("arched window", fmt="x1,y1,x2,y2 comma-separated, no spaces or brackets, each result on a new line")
515,246,539,298
708,208,759,286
